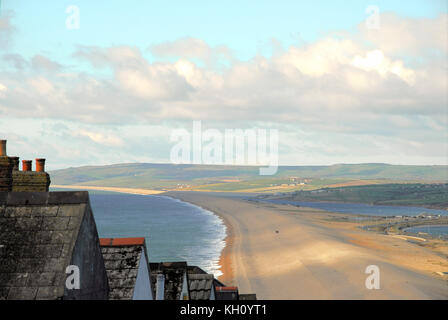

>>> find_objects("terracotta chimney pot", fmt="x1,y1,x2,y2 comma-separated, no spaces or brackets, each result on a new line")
0,140,6,156
22,160,32,172
36,158,46,172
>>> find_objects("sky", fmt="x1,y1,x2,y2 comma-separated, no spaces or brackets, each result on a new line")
0,0,447,169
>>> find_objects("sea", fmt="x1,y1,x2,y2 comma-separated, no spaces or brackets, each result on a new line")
259,199,448,217
52,189,227,277
50,189,448,271
403,225,448,237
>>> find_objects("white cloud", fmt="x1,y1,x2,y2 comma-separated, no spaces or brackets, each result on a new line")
0,12,446,165
75,129,124,147
358,13,448,57
351,50,416,85
0,82,6,97
149,37,234,67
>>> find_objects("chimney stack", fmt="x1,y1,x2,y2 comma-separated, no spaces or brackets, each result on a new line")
22,160,32,172
155,274,165,300
0,140,6,157
10,157,19,171
0,140,13,191
36,158,46,172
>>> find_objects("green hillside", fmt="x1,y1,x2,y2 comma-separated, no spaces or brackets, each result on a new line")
50,163,448,191
265,183,448,209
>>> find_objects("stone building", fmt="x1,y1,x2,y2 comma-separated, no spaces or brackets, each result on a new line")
188,274,216,300
0,191,109,299
0,139,257,300
150,262,190,300
100,237,153,300
0,140,51,192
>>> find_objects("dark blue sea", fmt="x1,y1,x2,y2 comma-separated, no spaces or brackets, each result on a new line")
259,199,448,217
52,189,226,277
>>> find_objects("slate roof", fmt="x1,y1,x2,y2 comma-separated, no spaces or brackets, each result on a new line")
150,262,188,300
100,237,148,300
187,265,207,275
215,286,239,300
239,294,257,300
188,274,215,300
0,191,108,300
187,265,225,287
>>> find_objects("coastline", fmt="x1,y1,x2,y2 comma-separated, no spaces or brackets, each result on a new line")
51,185,165,195
52,185,232,281
163,192,235,285
162,191,448,299
264,197,448,211
50,185,448,299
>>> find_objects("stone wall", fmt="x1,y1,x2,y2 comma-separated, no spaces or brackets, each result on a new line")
12,171,51,192
0,156,13,192
65,202,109,300
0,191,109,300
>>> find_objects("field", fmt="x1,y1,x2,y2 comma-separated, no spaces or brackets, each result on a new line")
50,163,448,193
264,183,448,209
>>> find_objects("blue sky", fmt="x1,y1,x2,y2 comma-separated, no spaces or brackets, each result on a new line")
3,0,446,63
0,1,447,169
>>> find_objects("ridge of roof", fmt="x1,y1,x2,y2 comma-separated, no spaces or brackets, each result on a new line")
0,191,90,205
100,237,146,246
215,286,238,292
189,273,214,280
150,261,188,269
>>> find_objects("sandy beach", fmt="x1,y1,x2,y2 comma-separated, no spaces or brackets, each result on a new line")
52,185,448,299
52,185,165,195
167,191,448,299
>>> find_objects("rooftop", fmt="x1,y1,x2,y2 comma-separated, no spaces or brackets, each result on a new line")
150,262,188,300
0,191,108,300
188,274,215,300
100,237,149,300
100,237,145,246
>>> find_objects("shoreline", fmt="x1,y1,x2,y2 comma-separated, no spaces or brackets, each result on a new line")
158,194,229,279
51,185,165,195
52,185,232,281
49,185,448,299
163,192,235,285
161,191,448,299
262,197,448,211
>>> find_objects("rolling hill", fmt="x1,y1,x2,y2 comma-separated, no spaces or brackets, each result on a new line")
50,163,448,191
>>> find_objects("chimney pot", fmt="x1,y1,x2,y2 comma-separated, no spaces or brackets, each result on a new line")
36,158,46,172
10,157,19,170
0,140,6,157
156,274,165,300
22,160,32,172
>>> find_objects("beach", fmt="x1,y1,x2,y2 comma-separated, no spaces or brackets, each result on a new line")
167,191,448,299
53,186,448,299
51,185,165,195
